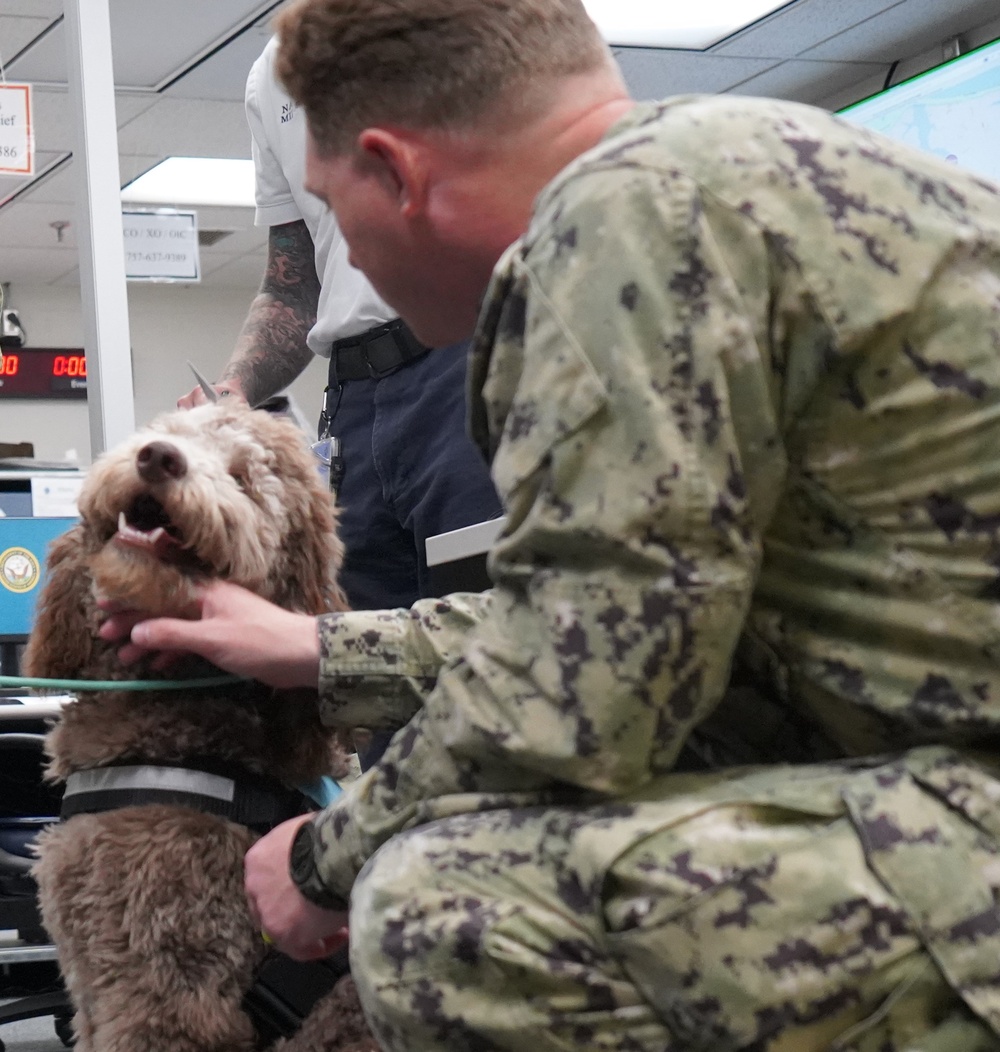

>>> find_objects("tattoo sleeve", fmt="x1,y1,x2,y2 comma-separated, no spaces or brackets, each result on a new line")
222,219,321,406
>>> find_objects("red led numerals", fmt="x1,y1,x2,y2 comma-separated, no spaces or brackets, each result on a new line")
53,354,87,378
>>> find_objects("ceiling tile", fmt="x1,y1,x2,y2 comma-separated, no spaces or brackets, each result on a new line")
615,49,779,99
26,89,160,155
819,10,1000,110
715,0,903,58
116,98,252,160
9,154,162,208
5,163,75,206
0,15,53,57
0,150,69,207
7,0,282,90
2,0,60,15
728,58,887,104
2,0,996,289
165,24,273,103
803,0,1000,62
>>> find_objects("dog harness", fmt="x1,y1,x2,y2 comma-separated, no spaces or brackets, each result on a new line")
60,762,349,1040
60,759,309,834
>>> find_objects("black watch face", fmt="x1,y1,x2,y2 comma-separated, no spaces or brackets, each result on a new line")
290,821,315,882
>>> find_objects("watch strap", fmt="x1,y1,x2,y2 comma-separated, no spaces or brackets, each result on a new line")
289,819,348,911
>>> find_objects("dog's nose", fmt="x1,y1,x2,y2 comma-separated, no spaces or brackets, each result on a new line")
136,440,187,484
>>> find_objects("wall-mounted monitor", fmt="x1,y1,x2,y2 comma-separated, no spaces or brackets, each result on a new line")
840,36,1000,186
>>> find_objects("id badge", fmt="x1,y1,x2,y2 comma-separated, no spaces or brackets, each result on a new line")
310,436,344,496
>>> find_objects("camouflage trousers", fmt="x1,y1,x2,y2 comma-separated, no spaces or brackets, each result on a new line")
350,747,1000,1051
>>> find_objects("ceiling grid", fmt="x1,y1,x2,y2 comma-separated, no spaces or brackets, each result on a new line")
0,0,998,288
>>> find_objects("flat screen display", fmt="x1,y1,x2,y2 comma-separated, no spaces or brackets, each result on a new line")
840,36,1000,186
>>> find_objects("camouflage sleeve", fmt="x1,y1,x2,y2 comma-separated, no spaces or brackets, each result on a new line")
307,164,787,903
315,591,494,729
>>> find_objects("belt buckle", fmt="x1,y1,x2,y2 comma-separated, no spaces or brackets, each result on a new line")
360,331,402,379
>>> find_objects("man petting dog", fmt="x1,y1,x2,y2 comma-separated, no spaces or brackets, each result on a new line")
105,0,1000,1048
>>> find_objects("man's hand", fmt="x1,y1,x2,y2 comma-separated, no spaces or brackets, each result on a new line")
245,815,349,961
98,580,321,689
177,381,248,410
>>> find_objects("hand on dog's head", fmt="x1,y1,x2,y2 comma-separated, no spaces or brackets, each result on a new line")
24,403,346,681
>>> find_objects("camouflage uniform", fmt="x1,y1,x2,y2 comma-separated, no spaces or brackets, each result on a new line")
307,96,1000,1049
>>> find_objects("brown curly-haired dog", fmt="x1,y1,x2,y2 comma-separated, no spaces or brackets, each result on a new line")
23,403,379,1052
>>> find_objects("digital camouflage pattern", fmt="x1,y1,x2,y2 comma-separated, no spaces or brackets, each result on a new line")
348,748,1000,1051
310,96,1000,1049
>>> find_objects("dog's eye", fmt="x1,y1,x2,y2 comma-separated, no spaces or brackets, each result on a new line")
229,470,250,492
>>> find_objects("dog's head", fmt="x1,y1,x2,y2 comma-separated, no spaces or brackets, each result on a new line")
25,404,351,777
77,403,346,618
26,403,346,679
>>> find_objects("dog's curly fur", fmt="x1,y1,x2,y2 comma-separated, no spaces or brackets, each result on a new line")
23,403,379,1052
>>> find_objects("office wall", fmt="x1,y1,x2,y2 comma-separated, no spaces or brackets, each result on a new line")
0,282,327,464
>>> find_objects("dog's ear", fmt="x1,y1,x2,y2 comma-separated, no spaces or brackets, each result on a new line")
22,524,98,678
254,418,349,614
282,479,349,615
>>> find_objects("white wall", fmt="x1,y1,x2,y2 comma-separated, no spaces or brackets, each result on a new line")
0,282,328,464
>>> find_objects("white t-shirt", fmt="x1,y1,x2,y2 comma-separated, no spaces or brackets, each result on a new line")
245,37,394,355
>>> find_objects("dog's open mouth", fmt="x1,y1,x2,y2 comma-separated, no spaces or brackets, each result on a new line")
114,494,185,561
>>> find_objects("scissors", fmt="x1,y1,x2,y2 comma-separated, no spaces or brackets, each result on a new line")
187,361,220,404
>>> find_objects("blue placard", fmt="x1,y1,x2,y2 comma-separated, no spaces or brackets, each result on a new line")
0,517,77,636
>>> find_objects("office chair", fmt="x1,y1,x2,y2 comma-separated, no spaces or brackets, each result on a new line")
0,730,72,1051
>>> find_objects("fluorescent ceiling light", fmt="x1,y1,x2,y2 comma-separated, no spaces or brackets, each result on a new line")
583,0,790,48
121,157,255,208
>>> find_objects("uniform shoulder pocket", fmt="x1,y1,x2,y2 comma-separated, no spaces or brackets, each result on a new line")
488,257,608,497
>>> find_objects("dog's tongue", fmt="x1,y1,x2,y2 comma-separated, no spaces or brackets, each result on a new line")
115,511,181,559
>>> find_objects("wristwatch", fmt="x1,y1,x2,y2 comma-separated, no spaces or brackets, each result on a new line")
288,820,348,911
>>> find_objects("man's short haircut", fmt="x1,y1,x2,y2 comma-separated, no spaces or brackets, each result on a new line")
274,0,611,153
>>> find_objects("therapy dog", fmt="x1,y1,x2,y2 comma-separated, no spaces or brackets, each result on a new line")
23,403,377,1052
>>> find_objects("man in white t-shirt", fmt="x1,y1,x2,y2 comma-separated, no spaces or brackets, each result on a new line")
180,37,501,626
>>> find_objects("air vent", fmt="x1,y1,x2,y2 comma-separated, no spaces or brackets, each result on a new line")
198,229,234,247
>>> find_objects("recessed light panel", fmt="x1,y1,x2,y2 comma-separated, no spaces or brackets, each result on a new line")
583,0,791,49
121,157,256,208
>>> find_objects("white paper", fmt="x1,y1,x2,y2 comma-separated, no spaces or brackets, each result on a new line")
122,209,201,282
0,83,33,176
30,476,83,518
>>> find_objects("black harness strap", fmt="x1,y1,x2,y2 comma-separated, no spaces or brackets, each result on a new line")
61,761,308,835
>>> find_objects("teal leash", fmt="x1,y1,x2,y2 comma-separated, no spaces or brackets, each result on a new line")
1,673,343,807
0,674,249,692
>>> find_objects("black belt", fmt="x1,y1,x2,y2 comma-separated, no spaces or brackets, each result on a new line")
328,318,428,383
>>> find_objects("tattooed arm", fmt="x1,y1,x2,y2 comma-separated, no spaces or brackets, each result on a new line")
178,219,320,408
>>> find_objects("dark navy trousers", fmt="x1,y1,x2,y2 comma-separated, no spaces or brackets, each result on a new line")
322,341,502,768
327,340,502,611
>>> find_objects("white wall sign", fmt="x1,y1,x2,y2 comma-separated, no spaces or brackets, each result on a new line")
122,210,201,282
0,83,33,176
31,475,84,518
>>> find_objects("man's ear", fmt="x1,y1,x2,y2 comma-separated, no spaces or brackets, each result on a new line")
357,128,428,217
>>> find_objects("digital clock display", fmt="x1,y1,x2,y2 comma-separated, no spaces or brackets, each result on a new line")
0,348,88,399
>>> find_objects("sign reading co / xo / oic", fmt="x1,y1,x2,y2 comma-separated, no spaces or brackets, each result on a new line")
122,210,201,282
